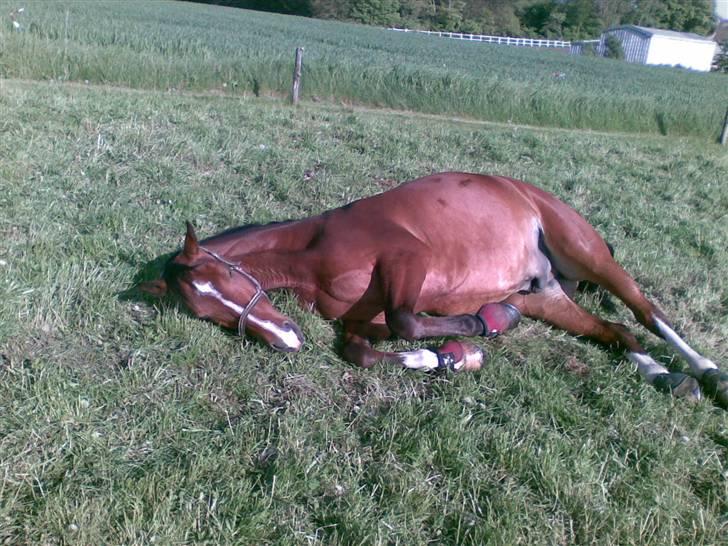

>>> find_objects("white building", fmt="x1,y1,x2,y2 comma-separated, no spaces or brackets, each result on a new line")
598,25,718,72
715,0,728,20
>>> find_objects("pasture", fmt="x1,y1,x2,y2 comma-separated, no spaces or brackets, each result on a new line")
1,1,727,544
2,77,727,545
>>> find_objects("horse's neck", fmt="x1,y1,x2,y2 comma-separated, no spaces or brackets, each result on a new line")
202,217,320,258
202,217,322,292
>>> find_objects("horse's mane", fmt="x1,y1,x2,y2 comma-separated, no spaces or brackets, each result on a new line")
162,219,295,282
200,219,294,245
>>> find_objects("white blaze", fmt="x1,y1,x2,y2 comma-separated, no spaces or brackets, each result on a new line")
192,281,245,315
247,315,303,352
191,280,302,351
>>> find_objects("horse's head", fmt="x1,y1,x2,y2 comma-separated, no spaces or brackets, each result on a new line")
139,222,304,352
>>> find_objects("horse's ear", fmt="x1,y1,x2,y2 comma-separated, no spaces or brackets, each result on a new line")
183,221,199,258
138,279,168,297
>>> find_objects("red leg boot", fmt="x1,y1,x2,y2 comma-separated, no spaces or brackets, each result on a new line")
436,340,484,372
476,303,521,338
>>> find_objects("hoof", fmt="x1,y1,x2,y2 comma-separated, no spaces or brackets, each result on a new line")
699,369,728,409
652,373,702,402
476,303,521,338
436,340,484,372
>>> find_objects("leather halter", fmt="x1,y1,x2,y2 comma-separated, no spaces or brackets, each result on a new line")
198,246,265,337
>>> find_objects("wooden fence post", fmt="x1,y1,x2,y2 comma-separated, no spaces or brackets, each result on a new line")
291,47,304,105
720,106,728,145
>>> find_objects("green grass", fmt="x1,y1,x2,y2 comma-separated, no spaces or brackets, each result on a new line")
1,77,727,544
0,0,726,139
1,1,727,543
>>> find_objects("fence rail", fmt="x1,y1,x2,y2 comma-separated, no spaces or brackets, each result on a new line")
389,27,572,48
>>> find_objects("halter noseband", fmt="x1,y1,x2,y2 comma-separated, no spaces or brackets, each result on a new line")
198,246,265,337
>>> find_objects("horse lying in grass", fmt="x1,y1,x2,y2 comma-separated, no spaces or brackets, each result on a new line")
140,172,726,407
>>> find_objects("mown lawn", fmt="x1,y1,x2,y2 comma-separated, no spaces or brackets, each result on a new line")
1,77,726,544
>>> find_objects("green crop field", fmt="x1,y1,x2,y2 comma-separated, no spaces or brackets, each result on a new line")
1,0,726,139
1,1,727,544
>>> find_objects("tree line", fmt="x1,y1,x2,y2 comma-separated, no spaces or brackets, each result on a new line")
192,0,716,40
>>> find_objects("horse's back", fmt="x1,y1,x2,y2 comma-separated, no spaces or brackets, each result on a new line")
330,172,542,240
313,173,553,313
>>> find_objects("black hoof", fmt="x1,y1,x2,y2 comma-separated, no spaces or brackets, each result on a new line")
652,373,701,402
699,369,728,409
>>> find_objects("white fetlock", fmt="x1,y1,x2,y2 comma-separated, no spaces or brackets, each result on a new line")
399,349,440,371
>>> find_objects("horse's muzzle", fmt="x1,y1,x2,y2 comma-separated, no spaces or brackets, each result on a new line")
269,321,305,352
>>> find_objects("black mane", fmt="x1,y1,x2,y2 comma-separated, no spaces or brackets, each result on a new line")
200,219,294,245
162,219,295,283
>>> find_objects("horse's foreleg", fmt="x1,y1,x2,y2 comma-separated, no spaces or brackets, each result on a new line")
505,282,702,401
341,322,483,372
375,249,519,340
385,304,521,340
375,247,477,339
386,309,483,339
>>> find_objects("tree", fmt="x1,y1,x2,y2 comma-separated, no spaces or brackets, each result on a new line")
625,0,714,34
310,0,350,19
350,0,401,26
398,0,433,28
478,0,526,36
563,0,601,39
521,0,600,40
593,0,632,28
431,1,467,30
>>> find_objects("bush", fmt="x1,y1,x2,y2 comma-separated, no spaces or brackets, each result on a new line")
604,34,624,59
581,42,597,57
713,41,728,73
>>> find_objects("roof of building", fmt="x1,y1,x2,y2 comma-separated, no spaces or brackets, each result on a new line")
606,25,715,43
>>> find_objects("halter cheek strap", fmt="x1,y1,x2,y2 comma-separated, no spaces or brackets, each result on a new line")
198,246,265,337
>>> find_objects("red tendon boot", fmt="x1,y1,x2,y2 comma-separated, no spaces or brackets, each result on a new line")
436,340,484,372
476,303,521,338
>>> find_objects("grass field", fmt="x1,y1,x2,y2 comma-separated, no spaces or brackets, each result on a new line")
0,0,726,139
1,77,727,544
1,1,727,544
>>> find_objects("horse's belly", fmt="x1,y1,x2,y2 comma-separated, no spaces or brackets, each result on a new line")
417,271,524,315
418,248,549,315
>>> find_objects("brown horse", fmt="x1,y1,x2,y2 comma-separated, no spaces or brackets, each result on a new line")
140,172,726,407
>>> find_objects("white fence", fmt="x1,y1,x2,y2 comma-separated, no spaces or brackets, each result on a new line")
389,27,572,49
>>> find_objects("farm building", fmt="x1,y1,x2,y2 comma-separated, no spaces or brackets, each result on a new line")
716,0,728,20
597,25,717,71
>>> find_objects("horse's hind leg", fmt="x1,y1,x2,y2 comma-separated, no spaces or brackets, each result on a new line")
591,261,726,407
505,281,702,401
540,218,724,406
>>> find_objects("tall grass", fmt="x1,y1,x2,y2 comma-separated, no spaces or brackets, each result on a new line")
0,0,726,138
